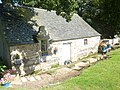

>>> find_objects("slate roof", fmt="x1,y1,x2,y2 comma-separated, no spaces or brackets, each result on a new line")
33,8,100,41
0,20,37,46
0,5,37,46
4,20,37,45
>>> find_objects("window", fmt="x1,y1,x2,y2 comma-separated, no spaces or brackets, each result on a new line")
53,47,58,55
84,39,88,45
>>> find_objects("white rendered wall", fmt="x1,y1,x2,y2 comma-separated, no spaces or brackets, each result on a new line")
50,36,100,65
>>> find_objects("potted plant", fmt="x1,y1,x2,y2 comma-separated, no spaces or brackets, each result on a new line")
14,54,20,59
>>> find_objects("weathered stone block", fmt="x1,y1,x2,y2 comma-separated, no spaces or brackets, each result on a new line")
75,61,89,68
88,58,98,64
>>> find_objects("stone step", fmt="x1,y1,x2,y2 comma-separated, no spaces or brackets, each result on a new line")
21,77,28,83
27,76,36,82
72,66,83,71
11,76,22,85
88,58,98,64
34,75,42,80
75,61,90,68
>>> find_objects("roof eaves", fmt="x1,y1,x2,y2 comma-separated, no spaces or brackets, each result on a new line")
52,35,101,42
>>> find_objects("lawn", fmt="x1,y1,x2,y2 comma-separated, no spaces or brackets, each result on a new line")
0,48,120,90
40,48,120,90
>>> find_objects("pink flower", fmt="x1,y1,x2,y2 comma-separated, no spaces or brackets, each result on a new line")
0,69,16,84
0,78,6,84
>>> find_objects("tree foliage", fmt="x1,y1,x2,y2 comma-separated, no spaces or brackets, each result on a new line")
98,0,120,38
1,0,78,21
76,0,120,38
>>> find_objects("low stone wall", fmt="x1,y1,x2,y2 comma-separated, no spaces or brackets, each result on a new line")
10,43,40,60
10,43,40,75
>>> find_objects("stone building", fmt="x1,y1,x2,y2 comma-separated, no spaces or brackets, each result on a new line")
0,5,100,74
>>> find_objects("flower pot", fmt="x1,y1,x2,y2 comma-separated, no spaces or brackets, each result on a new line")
1,82,10,87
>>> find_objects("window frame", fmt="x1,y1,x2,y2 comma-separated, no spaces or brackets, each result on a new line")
84,39,88,45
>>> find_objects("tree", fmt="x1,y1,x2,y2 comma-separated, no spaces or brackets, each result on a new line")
76,0,99,19
97,0,120,38
76,0,120,38
1,0,78,21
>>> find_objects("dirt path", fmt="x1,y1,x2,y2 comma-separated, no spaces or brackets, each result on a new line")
12,67,80,90
11,57,101,89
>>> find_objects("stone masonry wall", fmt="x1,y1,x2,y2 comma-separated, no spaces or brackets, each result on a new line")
10,43,40,75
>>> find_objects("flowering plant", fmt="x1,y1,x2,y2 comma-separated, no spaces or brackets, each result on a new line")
0,73,12,84
0,69,16,85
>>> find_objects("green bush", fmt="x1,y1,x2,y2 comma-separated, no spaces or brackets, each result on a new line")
0,65,7,78
0,65,6,72
0,57,7,78
0,57,6,71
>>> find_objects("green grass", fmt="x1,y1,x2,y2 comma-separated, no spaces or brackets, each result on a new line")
51,64,59,68
0,48,120,90
40,48,120,90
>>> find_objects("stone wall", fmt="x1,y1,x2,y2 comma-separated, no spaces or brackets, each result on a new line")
10,43,40,60
10,43,40,75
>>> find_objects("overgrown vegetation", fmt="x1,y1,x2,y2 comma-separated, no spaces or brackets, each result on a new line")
0,58,7,78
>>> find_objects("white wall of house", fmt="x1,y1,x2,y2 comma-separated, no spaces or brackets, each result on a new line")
105,38,119,46
112,38,119,45
50,36,100,65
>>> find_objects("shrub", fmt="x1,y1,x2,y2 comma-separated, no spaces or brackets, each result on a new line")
0,66,7,78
